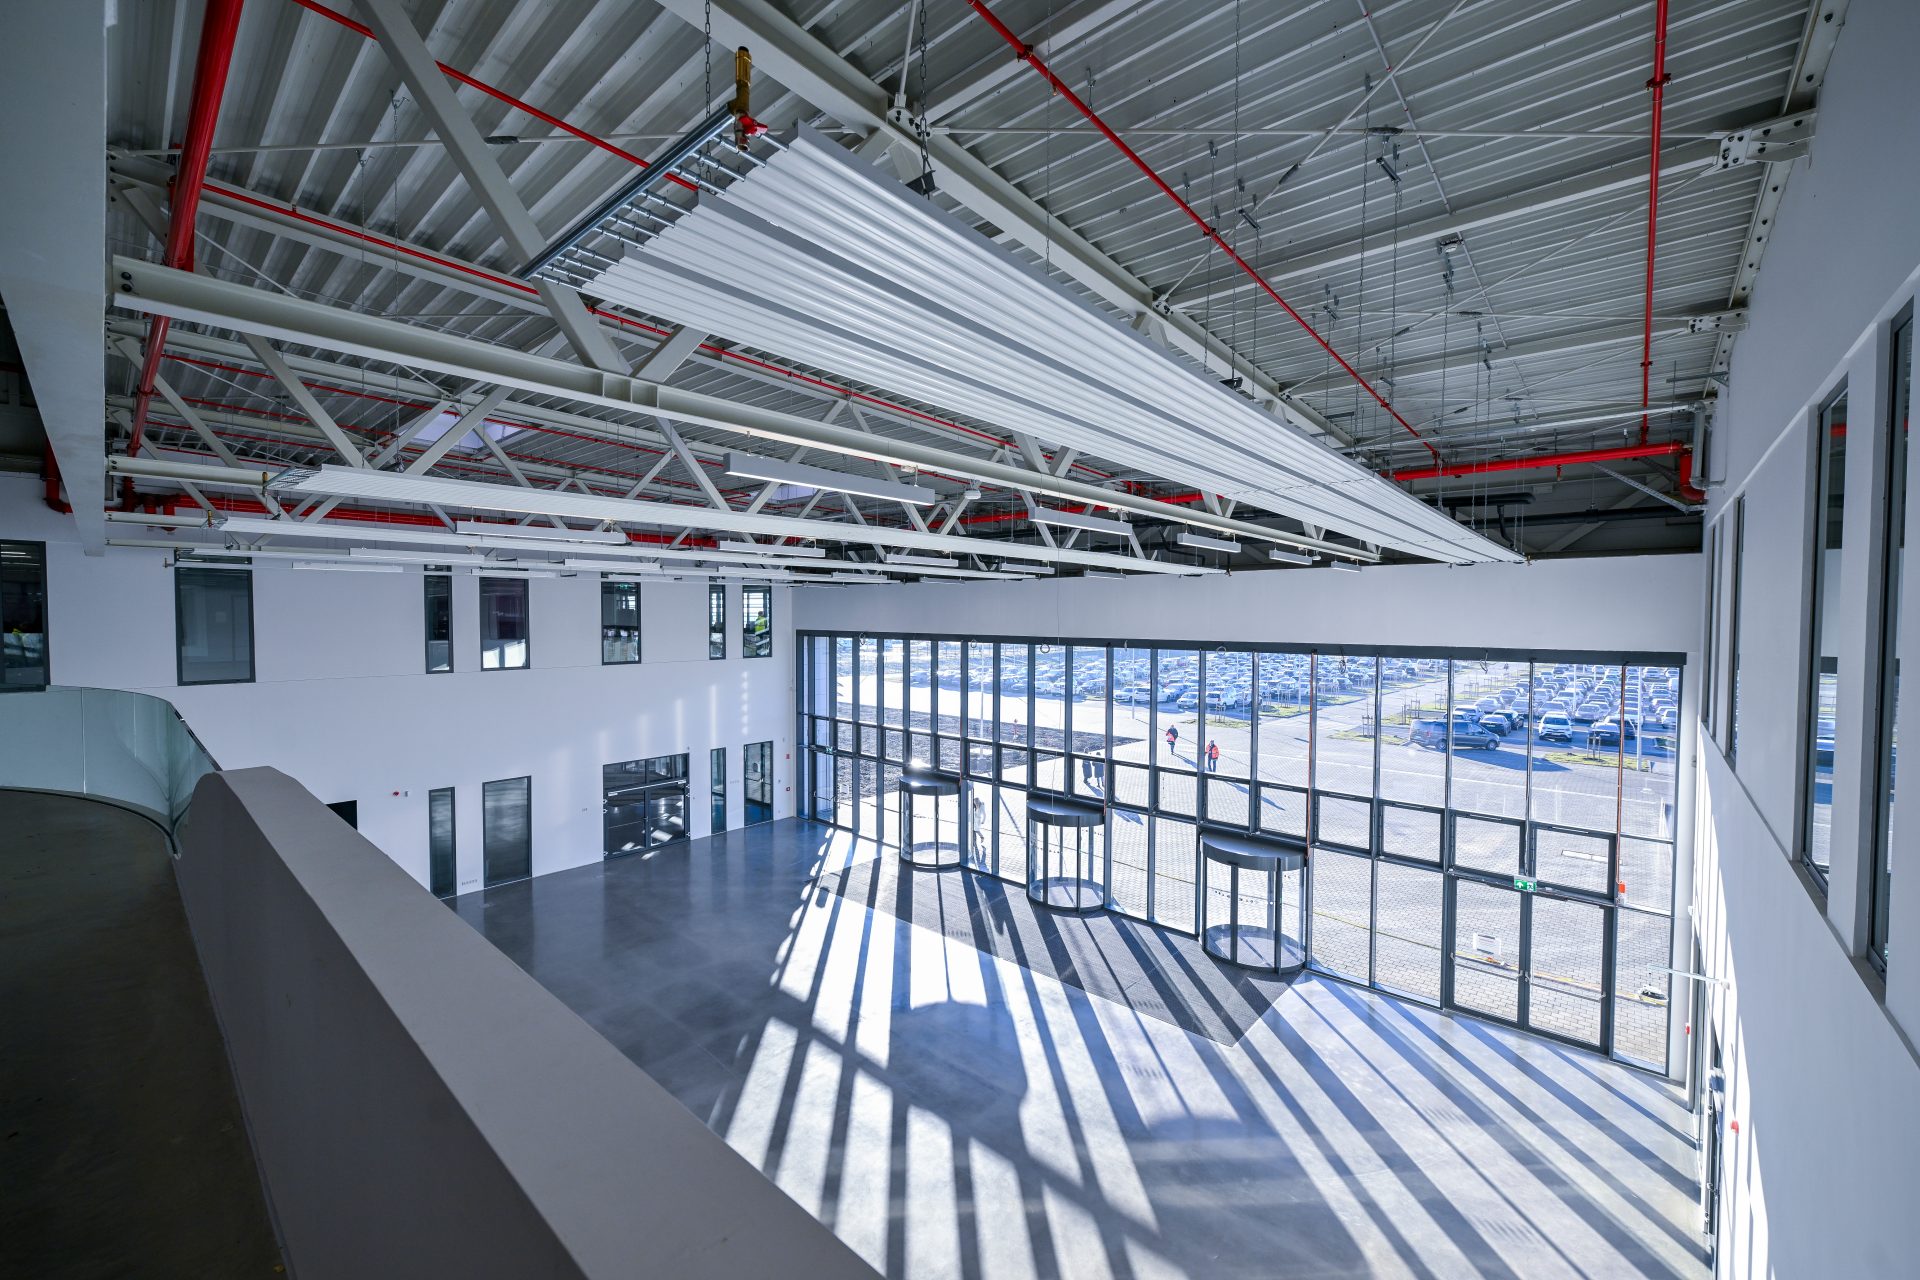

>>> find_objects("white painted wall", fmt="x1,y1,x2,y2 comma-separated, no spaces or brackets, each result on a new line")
1,476,795,893
1690,0,1920,1275
793,552,1700,657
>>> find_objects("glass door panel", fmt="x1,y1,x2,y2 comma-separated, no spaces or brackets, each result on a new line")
1150,816,1197,933
1108,809,1151,920
1452,879,1522,1022
1526,895,1607,1048
1309,849,1371,982
1373,861,1443,1005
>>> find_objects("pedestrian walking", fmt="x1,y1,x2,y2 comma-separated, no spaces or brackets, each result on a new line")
1206,740,1220,773
1165,724,1179,755
969,791,987,861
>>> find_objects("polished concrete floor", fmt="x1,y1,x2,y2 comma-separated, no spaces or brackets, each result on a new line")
455,819,1708,1280
0,791,282,1280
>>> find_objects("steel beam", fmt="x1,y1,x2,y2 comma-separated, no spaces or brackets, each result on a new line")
927,0,1153,124
1285,322,1692,393
242,333,369,466
1171,143,1723,309
110,256,1373,559
2,0,108,544
405,387,514,476
355,0,626,374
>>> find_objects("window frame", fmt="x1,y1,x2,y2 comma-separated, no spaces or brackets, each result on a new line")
799,628,1686,1073
744,739,773,824
424,571,453,674
174,564,256,687
481,775,533,887
1799,386,1849,889
1868,306,1914,972
428,786,456,898
708,583,726,660
1725,496,1747,762
0,538,50,693
742,584,773,659
599,578,642,665
710,746,728,835
479,575,530,671
1702,523,1718,738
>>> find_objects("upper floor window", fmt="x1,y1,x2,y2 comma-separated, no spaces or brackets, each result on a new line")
708,583,726,660
743,585,772,659
424,572,452,673
1802,386,1848,884
1871,309,1913,971
0,540,48,691
175,565,254,686
1727,497,1747,761
480,577,529,670
601,580,640,664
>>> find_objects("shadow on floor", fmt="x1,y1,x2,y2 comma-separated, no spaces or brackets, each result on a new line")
0,790,281,1280
454,818,1707,1280
814,852,1294,1043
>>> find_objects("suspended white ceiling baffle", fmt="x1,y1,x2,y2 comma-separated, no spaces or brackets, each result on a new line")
586,127,1515,566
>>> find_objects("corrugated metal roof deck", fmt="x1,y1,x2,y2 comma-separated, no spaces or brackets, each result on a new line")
100,0,1816,552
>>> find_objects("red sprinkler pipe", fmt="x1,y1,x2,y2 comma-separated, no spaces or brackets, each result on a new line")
1675,447,1706,504
42,442,73,514
126,0,246,489
1638,0,1673,444
1390,440,1688,483
964,0,1440,464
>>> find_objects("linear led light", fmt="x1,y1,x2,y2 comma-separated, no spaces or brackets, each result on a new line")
1029,507,1130,537
716,539,826,558
1081,570,1126,579
1267,548,1315,566
722,451,937,506
215,514,1022,581
473,566,565,578
815,573,889,584
1173,532,1242,554
250,470,1211,576
882,552,958,567
453,520,630,545
685,568,798,582
1328,559,1364,573
348,547,491,566
578,128,1515,565
292,560,402,573
561,558,668,573
995,560,1055,575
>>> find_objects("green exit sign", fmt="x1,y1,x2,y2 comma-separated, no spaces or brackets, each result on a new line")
1513,877,1538,892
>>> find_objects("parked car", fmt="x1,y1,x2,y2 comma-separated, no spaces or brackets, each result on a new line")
1588,716,1639,747
1176,692,1200,711
1479,711,1514,735
1815,718,1837,767
1537,713,1575,742
1410,719,1499,750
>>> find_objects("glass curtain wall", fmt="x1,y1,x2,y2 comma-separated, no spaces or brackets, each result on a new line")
800,631,1683,1071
